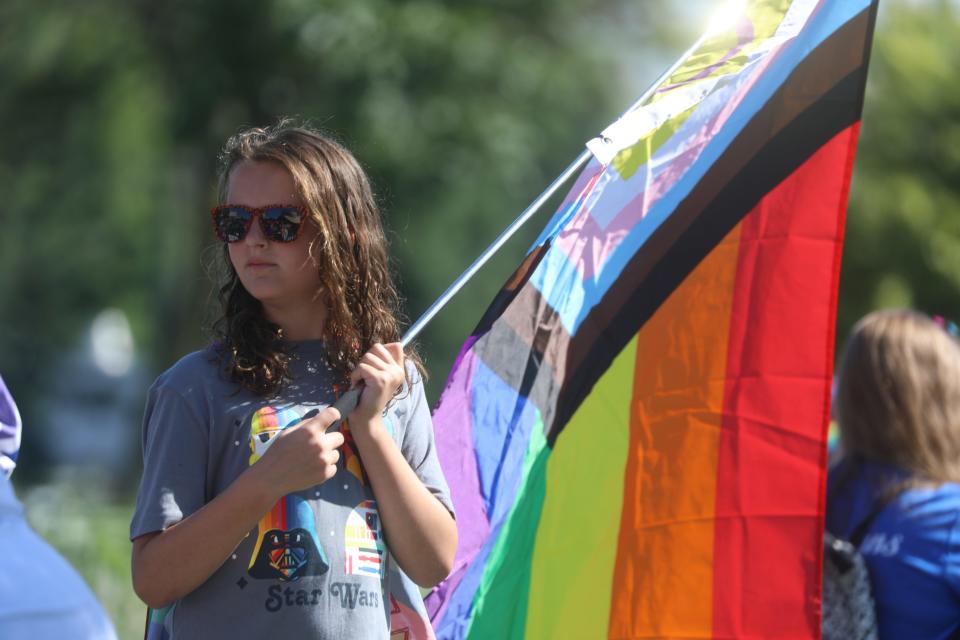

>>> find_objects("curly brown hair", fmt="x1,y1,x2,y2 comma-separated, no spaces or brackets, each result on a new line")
211,121,422,395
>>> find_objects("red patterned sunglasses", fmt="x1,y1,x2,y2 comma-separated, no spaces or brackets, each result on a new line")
210,204,306,243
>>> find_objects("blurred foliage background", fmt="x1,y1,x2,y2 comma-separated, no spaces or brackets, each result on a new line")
0,0,956,637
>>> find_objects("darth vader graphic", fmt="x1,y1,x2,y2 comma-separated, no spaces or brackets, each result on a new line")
249,526,328,581
246,406,329,581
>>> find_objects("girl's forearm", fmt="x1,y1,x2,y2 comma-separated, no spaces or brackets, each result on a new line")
131,465,278,609
133,410,343,608
351,417,457,587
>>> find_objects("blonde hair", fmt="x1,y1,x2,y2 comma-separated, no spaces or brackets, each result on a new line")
835,309,960,482
212,120,421,394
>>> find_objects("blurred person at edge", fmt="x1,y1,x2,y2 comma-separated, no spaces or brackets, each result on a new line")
826,310,960,639
0,375,118,639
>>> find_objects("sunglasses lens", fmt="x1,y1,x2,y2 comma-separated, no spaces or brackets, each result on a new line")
215,207,253,243
261,207,303,242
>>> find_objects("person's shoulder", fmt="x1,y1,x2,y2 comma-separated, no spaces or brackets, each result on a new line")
887,481,960,535
152,345,225,395
906,481,960,505
399,359,429,404
383,359,428,425
403,359,426,387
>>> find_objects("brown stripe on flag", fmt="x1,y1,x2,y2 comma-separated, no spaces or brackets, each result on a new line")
462,6,876,447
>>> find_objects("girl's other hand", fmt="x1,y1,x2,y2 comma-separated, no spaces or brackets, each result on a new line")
350,342,405,425
254,406,345,496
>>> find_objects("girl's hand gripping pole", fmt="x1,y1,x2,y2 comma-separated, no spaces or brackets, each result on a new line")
299,386,362,432
328,385,363,431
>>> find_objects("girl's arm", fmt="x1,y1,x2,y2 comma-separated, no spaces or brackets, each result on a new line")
131,407,345,608
349,343,458,588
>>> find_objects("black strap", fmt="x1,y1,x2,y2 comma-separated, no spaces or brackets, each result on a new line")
848,496,891,547
827,457,900,547
824,484,893,574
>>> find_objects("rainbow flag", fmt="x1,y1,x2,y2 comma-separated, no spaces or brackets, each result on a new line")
425,0,878,637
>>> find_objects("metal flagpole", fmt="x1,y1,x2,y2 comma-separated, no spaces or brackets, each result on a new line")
400,30,711,348
400,148,592,348
331,29,713,421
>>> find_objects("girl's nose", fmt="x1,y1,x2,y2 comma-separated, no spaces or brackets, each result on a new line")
244,216,268,246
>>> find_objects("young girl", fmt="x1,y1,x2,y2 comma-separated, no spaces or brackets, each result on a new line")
130,122,457,638
826,310,960,639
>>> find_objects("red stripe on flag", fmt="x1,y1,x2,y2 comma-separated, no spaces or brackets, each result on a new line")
712,123,859,637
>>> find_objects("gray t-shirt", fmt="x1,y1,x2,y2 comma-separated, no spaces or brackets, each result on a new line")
130,341,452,639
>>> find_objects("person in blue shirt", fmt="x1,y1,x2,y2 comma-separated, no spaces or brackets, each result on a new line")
826,309,960,639
0,374,117,639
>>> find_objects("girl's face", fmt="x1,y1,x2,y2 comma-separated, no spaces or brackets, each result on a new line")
225,160,323,313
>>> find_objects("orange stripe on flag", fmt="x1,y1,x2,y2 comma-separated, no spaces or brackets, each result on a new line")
608,222,742,638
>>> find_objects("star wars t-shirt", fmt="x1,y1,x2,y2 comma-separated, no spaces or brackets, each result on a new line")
130,341,453,639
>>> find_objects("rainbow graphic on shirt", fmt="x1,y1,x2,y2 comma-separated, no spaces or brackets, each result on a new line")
247,405,329,581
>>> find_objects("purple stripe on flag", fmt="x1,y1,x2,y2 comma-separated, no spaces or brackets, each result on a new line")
428,353,542,637
426,350,487,625
427,351,542,637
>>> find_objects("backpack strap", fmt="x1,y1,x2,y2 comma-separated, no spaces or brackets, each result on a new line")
827,457,901,546
825,458,900,574
824,496,892,575
848,496,892,547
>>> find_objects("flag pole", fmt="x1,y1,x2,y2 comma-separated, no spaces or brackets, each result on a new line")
327,29,715,423
333,31,709,420
400,30,711,348
401,148,591,347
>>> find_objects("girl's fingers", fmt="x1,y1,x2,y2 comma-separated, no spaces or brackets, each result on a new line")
354,343,405,376
354,363,404,402
323,431,345,449
368,343,404,369
356,362,387,386
319,406,341,426
369,342,395,363
384,342,404,365
349,368,363,387
360,351,390,371
347,345,406,418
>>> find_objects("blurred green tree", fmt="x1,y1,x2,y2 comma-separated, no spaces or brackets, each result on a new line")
839,0,960,337
0,0,694,476
0,3,697,634
2,0,959,470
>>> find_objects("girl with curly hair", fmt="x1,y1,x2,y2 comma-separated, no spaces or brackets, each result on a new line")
130,122,456,638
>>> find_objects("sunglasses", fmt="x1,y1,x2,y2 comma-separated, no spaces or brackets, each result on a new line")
210,204,306,243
